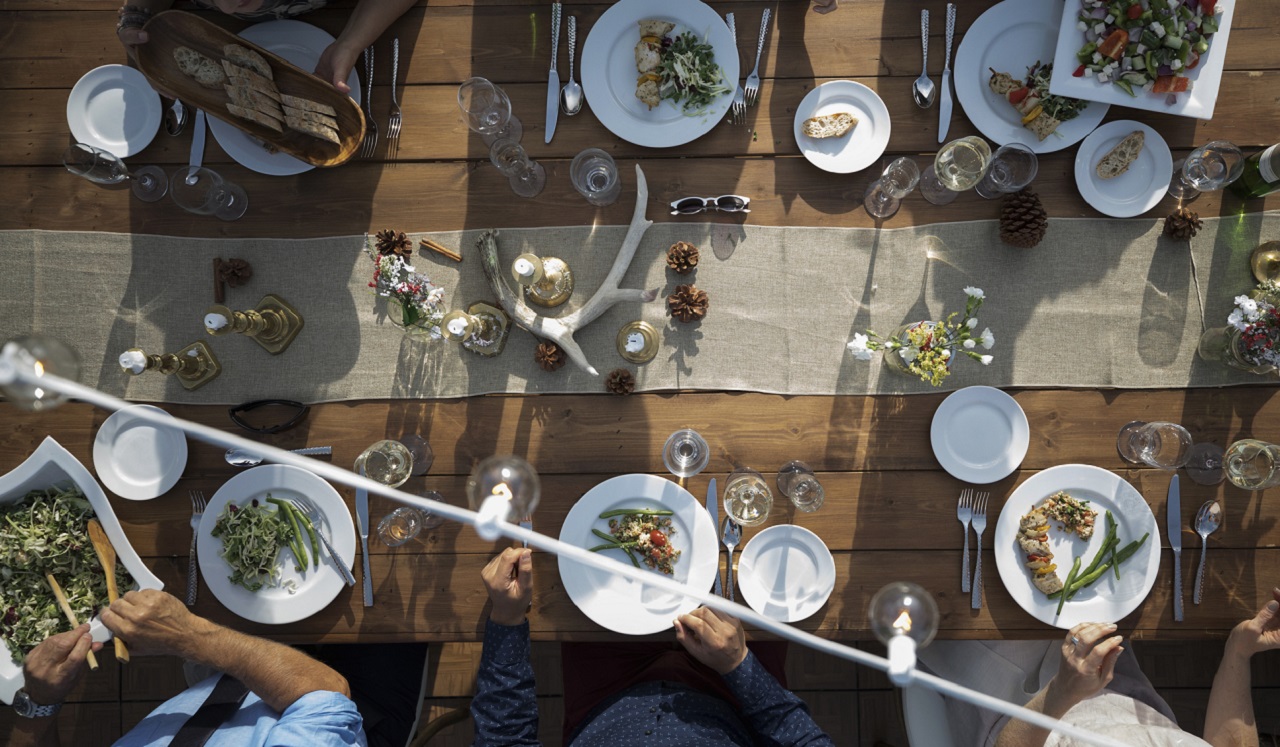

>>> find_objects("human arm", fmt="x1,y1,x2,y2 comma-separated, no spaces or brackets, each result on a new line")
12,623,104,747
114,0,176,47
471,548,540,746
1203,588,1280,747
314,0,419,93
811,0,839,14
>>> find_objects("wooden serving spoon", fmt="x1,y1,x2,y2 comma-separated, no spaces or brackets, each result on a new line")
87,519,129,663
44,573,98,671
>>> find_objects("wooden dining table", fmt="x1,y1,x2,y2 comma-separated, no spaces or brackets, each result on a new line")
3,0,1280,651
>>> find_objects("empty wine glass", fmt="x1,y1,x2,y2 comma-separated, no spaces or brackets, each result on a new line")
863,157,920,219
662,428,710,480
776,461,825,512
1168,140,1245,201
63,143,167,202
723,467,773,527
401,434,433,477
458,77,523,144
170,166,248,221
489,138,545,198
1185,442,1226,486
975,143,1038,199
1116,420,1193,469
920,136,992,205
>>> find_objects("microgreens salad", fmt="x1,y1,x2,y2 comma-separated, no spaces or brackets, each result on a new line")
659,31,730,114
211,494,317,593
1073,0,1222,101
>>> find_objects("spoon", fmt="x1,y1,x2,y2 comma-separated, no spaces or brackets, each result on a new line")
912,9,937,108
164,98,188,136
86,519,129,662
560,16,583,116
720,517,743,602
1192,499,1222,605
225,445,332,468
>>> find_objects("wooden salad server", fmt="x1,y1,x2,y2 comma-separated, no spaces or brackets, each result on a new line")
87,519,130,662
44,573,99,670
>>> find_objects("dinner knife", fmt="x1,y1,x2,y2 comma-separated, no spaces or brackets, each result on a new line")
706,477,722,596
1167,474,1182,622
938,3,956,143
356,467,373,607
545,2,562,144
188,109,206,174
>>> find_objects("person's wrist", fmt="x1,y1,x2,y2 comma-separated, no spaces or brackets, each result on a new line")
1225,628,1256,661
173,616,221,660
1043,678,1085,718
489,607,527,627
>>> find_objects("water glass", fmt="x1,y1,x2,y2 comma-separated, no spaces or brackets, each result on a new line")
1224,439,1280,491
920,136,992,205
489,138,545,198
974,143,1038,199
1168,140,1245,201
355,439,414,488
776,460,825,512
169,166,248,221
863,157,920,219
63,143,168,202
457,77,523,144
378,506,425,546
723,467,773,527
662,428,709,479
1116,421,1193,469
570,148,622,206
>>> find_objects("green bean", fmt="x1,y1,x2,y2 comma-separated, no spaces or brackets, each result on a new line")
1079,512,1117,578
1057,556,1081,616
1108,514,1121,581
295,510,320,569
1052,532,1150,600
598,508,674,519
588,541,638,552
622,547,641,568
267,498,307,571
592,528,619,544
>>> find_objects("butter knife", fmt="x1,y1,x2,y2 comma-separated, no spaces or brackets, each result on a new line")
545,2,562,143
1167,474,1182,622
188,109,206,176
706,478,722,596
938,3,956,143
356,466,373,607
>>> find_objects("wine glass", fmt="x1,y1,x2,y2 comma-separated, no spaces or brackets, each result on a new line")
63,143,168,202
355,439,414,489
458,77,523,144
1168,140,1245,201
920,136,992,205
776,461,825,512
169,166,248,221
662,428,710,480
974,143,1038,199
401,434,433,477
489,138,545,198
377,490,447,546
1223,439,1280,491
863,157,920,219
723,467,773,527
1116,421,1193,469
1249,241,1280,284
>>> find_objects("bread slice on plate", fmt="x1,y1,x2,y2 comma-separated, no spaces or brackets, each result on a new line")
802,112,858,139
225,83,283,120
221,61,280,100
227,103,284,133
1096,130,1145,180
223,44,273,80
173,46,226,89
280,94,336,118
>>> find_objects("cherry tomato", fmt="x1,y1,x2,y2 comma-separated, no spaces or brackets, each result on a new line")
649,530,667,547
1073,64,1087,77
1126,3,1143,20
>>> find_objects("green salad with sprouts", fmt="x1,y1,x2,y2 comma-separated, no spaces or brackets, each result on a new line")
210,498,295,593
659,31,730,114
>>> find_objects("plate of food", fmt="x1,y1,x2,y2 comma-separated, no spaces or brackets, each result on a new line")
580,0,737,149
198,464,355,625
93,405,188,501
1074,120,1172,218
66,64,162,158
792,80,890,174
994,464,1160,629
1050,0,1233,120
930,387,1029,484
558,474,718,635
953,0,1108,153
0,437,163,705
736,525,835,623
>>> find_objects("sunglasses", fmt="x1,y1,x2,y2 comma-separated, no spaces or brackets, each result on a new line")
228,399,310,434
669,195,752,215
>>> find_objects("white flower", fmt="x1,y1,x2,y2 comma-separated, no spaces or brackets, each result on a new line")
941,349,952,359
846,333,873,361
967,318,978,329
964,286,985,299
980,355,993,366
1228,309,1245,329
964,339,976,349
981,327,995,349
899,346,919,364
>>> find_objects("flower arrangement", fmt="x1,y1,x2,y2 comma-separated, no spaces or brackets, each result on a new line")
847,287,994,386
1227,294,1280,368
365,230,446,337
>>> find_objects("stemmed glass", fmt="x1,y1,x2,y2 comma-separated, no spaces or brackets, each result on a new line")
723,467,772,527
863,157,920,219
662,428,710,481
1167,140,1245,202
377,490,447,546
1116,421,1193,469
63,143,167,202
776,461,825,512
170,166,248,221
974,143,1039,199
920,136,992,205
458,77,523,144
489,138,545,198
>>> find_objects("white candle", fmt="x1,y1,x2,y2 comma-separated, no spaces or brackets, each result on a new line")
513,258,536,279
447,317,470,337
625,332,645,353
118,350,147,374
204,312,229,331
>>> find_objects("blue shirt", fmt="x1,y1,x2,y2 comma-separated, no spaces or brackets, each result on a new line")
471,620,834,746
113,674,366,747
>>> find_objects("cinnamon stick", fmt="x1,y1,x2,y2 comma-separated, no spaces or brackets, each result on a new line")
419,238,462,263
213,258,225,304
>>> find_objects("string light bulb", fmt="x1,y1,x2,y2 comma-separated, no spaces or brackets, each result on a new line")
0,336,80,411
466,455,540,540
868,581,939,686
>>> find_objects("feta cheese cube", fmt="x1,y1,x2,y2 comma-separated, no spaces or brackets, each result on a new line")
1136,43,1147,53
1098,72,1110,83
1105,13,1115,23
1093,52,1103,63
1094,22,1107,34
1077,20,1088,31
1171,58,1182,69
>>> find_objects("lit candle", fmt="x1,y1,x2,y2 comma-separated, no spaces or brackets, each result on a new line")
118,350,148,374
625,332,645,353
204,312,229,331
446,316,470,337
513,257,536,279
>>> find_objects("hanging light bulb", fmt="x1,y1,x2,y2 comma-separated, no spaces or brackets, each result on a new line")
0,336,81,411
466,455,540,540
868,581,939,686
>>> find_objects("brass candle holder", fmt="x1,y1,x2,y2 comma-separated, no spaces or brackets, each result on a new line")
511,252,574,308
203,294,304,355
118,343,221,391
441,303,511,357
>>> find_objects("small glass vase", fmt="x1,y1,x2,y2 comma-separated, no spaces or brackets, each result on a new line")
882,321,951,378
388,298,438,340
1196,326,1276,376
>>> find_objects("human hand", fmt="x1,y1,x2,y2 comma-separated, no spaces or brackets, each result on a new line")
118,27,149,47
1045,622,1124,713
100,589,208,658
1227,587,1280,660
482,548,533,626
315,41,360,95
812,0,839,14
21,623,104,705
674,606,748,675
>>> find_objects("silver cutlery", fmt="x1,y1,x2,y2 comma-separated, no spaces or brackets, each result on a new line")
938,3,956,142
224,445,332,468
187,110,206,180
1167,474,1182,621
720,516,742,602
360,46,378,158
726,13,745,125
545,2,562,143
970,491,989,609
912,10,936,108
164,98,188,136
706,478,723,596
520,514,533,549
388,38,403,146
956,488,973,592
1193,499,1220,605
560,16,582,116
356,466,373,607
289,498,356,586
744,7,770,107
186,490,206,606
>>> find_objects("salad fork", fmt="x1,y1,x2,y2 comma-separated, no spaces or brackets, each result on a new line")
970,492,990,610
187,490,206,606
388,38,403,147
360,46,378,158
726,13,745,125
743,7,770,107
288,499,356,586
956,488,973,592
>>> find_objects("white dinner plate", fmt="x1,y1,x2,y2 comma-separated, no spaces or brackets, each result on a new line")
93,405,187,501
792,80,891,174
930,386,1029,484
1049,0,1234,120
737,525,835,623
580,0,738,149
994,464,1160,630
558,474,718,635
207,20,362,176
1073,120,1172,218
953,0,1108,153
66,64,162,158
198,464,356,624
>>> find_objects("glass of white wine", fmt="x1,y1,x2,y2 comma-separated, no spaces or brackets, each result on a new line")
63,143,168,202
1224,439,1280,491
1116,421,1193,469
1168,140,1245,201
489,138,546,198
974,143,1038,199
355,439,414,489
723,467,773,527
920,136,992,205
1249,241,1280,284
863,157,920,219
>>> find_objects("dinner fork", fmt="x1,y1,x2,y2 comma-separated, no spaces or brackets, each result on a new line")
288,499,356,586
956,488,973,593
520,515,532,549
387,38,403,147
187,490,206,606
360,46,378,158
744,7,770,107
726,13,745,125
970,492,990,610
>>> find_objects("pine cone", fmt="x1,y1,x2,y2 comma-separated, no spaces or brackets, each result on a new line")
1164,207,1202,240
374,229,413,257
534,342,566,372
666,241,700,274
999,190,1048,249
219,258,253,287
606,368,635,395
668,284,709,323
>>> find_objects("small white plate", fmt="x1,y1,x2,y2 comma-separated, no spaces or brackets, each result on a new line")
1074,120,1172,218
66,64,162,158
793,80,890,174
930,386,1029,484
93,405,187,501
737,525,835,623
199,464,356,625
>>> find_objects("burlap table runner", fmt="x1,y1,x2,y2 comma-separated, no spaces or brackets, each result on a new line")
1,212,1275,404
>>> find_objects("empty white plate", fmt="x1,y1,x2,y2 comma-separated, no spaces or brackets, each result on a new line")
793,80,891,174
1074,120,1172,218
736,524,836,623
93,405,187,500
930,386,1029,484
66,64,161,158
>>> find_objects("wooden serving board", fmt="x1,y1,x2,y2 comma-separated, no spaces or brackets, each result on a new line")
135,10,364,168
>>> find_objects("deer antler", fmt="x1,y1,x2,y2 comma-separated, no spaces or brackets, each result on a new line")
478,165,658,375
